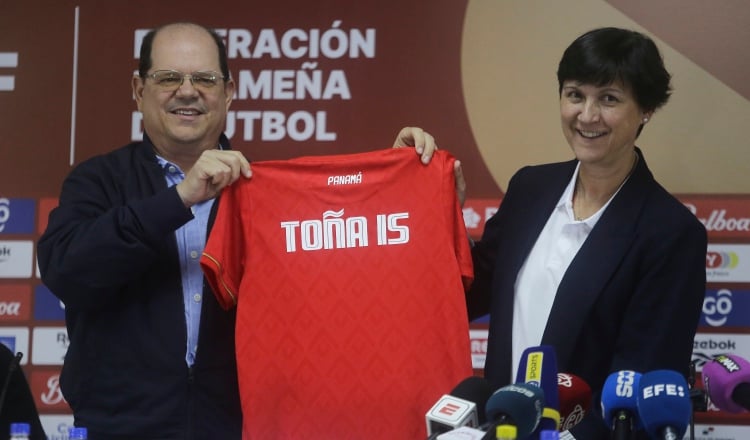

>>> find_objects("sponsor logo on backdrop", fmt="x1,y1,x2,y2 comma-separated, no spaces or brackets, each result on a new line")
31,326,68,365
706,244,750,283
0,284,31,321
0,198,35,234
31,371,68,411
470,329,488,369
34,284,66,321
0,336,15,352
37,198,58,234
0,199,9,232
471,314,490,325
701,289,750,328
132,24,376,143
486,207,499,222
692,333,750,371
0,240,34,278
681,196,750,240
463,207,481,229
0,52,18,91
462,198,501,237
0,326,29,365
39,415,75,440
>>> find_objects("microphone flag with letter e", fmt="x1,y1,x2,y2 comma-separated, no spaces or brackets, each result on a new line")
514,345,560,433
425,376,494,438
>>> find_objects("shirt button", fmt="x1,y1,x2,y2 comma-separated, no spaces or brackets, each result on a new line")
168,165,177,173
193,293,202,303
190,250,199,259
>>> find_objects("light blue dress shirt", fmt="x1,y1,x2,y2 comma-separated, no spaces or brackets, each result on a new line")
156,155,215,366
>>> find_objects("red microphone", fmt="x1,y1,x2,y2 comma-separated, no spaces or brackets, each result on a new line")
557,373,592,431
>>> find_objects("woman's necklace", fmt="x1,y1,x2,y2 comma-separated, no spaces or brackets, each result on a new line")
573,151,639,221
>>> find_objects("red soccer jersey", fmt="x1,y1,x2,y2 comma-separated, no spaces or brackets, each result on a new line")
201,147,474,439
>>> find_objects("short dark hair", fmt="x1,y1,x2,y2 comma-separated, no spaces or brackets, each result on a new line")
557,27,671,113
138,23,229,80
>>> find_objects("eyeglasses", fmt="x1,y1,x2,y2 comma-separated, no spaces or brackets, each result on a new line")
143,70,227,91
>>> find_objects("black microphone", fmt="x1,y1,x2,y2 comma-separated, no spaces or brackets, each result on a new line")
0,351,23,416
425,376,494,438
434,383,545,440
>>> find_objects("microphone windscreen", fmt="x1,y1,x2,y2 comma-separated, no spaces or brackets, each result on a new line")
702,354,750,413
601,370,642,429
636,370,691,439
557,372,592,431
515,345,560,430
485,383,544,438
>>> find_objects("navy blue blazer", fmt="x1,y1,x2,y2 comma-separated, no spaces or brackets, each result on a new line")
468,148,707,439
37,134,241,440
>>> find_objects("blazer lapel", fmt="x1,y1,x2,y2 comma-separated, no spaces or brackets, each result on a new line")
489,161,573,384
542,148,654,369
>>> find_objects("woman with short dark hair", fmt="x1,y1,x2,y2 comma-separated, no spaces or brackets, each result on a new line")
467,27,707,439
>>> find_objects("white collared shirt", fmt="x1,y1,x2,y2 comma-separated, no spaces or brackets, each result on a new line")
510,161,624,380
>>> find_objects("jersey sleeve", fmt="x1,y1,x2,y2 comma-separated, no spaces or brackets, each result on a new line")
200,182,246,310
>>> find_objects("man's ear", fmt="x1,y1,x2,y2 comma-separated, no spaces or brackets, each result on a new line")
224,77,235,110
132,75,145,111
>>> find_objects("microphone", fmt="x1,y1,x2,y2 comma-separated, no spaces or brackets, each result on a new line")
434,426,487,440
482,382,544,439
515,345,561,432
701,354,750,413
426,376,494,438
0,351,23,417
557,372,592,431
601,370,642,440
636,370,691,440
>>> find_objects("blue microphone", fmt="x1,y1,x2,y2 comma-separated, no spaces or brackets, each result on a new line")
514,345,560,432
601,370,642,440
636,370,691,440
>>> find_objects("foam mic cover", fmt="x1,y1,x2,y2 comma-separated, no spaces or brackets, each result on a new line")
601,370,642,437
636,370,691,440
484,382,544,438
515,345,560,431
702,354,750,413
557,372,591,431
0,351,23,417
426,376,494,436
